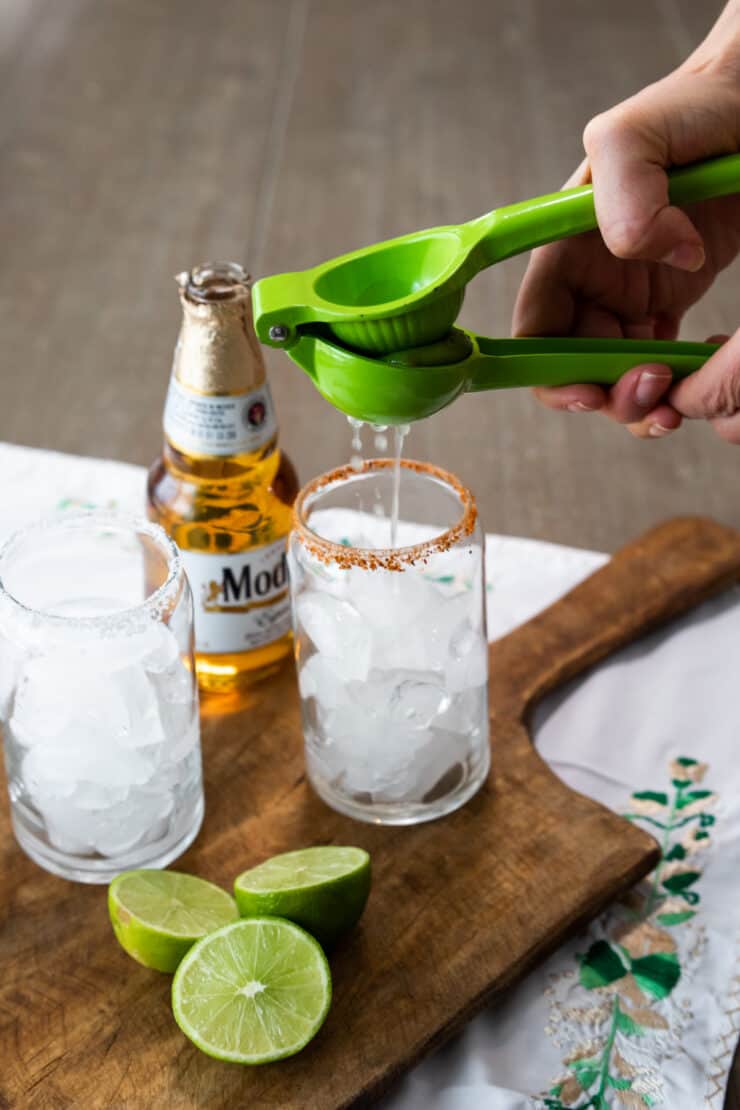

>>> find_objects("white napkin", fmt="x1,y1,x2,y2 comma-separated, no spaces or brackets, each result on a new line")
0,441,736,1110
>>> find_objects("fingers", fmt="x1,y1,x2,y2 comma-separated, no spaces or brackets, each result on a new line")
669,329,740,441
532,363,682,439
603,363,673,424
513,246,577,338
532,385,607,413
583,102,705,270
626,404,682,439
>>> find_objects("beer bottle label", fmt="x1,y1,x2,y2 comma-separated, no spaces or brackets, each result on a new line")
163,379,278,457
180,540,291,654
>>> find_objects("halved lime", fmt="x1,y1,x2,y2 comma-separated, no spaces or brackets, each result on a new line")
233,845,371,948
172,917,331,1063
108,869,239,973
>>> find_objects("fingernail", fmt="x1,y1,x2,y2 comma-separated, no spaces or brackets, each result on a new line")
649,423,674,437
661,242,705,272
567,401,596,413
635,369,669,408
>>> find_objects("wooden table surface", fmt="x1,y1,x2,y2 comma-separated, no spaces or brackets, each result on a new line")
0,0,737,1105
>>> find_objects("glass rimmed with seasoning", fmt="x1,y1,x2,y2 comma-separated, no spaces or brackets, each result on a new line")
289,459,490,825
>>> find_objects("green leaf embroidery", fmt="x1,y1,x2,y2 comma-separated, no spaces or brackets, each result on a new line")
578,940,629,989
615,1007,644,1036
544,756,714,1105
656,910,696,926
676,790,713,809
631,790,669,806
661,870,700,893
631,952,681,998
569,1061,599,1088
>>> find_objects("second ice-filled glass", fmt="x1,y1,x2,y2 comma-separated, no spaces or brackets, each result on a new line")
0,513,204,882
289,459,490,825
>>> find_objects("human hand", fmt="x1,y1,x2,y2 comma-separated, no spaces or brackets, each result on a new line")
513,0,740,438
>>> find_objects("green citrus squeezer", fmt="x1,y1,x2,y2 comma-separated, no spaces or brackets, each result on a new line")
252,153,740,424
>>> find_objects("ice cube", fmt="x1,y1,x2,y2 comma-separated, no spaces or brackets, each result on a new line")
0,633,23,720
39,797,96,855
149,652,196,740
14,644,170,753
11,657,76,745
36,781,177,859
141,623,181,673
387,674,451,728
93,620,172,672
347,566,431,631
298,653,350,709
295,592,371,681
318,703,414,796
158,715,200,767
93,788,175,857
364,574,481,675
23,737,152,803
435,682,487,734
447,617,489,692
305,662,489,807
345,668,450,729
113,665,167,749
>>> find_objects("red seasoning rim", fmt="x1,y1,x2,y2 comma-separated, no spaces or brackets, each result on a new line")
292,458,478,571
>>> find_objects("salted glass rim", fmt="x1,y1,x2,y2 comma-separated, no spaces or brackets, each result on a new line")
292,458,477,570
0,511,183,632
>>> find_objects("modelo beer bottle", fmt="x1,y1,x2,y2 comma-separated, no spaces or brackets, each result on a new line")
148,262,298,692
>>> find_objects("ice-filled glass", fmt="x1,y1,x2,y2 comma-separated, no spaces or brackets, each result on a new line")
289,459,490,824
0,513,204,882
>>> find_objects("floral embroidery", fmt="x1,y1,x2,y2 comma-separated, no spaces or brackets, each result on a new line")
56,496,119,512
542,757,716,1109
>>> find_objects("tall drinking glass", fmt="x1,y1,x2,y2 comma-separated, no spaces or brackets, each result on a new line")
0,513,204,882
289,459,489,825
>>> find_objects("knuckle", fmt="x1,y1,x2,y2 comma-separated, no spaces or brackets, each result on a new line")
583,107,630,156
602,219,649,259
702,362,740,419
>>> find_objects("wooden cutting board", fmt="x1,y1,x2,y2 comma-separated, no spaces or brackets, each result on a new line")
2,517,740,1109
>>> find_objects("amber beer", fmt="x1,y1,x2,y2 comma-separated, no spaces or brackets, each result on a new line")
148,262,298,692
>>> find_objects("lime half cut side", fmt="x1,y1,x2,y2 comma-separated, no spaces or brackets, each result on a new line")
108,869,239,973
172,917,332,1064
233,846,371,948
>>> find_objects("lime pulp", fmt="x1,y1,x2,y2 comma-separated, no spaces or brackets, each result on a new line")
233,845,371,948
172,917,332,1063
108,869,239,973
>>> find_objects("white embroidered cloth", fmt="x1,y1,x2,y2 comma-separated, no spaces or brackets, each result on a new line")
0,441,737,1110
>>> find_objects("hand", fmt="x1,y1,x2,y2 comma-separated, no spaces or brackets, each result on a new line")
513,1,740,439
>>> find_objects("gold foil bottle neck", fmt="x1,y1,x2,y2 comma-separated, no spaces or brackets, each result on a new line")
173,262,267,396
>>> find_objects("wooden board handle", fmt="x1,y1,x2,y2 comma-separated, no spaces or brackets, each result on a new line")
489,516,740,718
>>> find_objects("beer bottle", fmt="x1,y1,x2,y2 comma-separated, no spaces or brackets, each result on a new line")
147,262,298,692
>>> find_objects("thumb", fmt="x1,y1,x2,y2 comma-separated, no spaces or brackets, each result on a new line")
583,86,706,271
670,330,740,442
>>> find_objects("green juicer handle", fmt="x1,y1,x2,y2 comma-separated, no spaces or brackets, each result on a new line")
467,153,740,266
465,336,719,392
